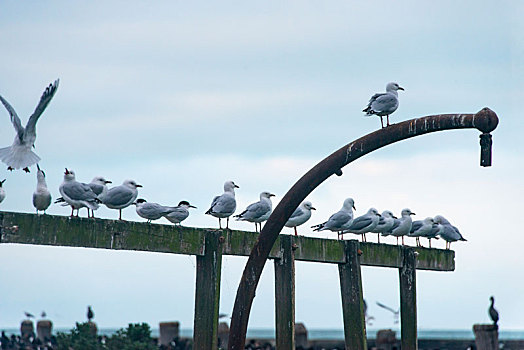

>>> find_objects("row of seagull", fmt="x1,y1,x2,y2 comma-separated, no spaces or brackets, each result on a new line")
0,80,401,174
1,175,466,249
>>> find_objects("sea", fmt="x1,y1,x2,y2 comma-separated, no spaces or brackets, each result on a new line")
2,328,524,341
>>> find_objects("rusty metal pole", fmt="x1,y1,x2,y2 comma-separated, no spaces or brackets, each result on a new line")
228,108,498,350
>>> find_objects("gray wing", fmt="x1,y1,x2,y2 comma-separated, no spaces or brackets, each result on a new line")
371,94,398,114
143,203,173,217
89,183,104,196
244,201,270,219
25,80,59,138
368,92,386,105
207,195,220,212
0,95,24,142
348,215,373,231
62,182,97,201
288,206,304,220
326,211,351,229
410,220,423,233
210,194,236,214
104,186,133,206
388,219,401,232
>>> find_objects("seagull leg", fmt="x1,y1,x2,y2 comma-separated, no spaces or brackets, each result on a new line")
294,227,298,236
428,239,432,248
386,115,390,126
340,231,343,240
119,209,123,221
70,207,74,217
7,166,14,171
23,167,30,173
402,236,405,245
396,237,399,245
380,116,384,128
377,233,380,244
226,217,230,229
218,218,222,229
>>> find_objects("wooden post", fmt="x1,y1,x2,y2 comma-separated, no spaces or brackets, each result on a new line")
399,247,417,350
274,234,295,350
338,240,367,350
473,324,499,350
159,321,180,346
193,230,223,350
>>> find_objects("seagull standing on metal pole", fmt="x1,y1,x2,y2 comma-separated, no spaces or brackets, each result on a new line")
363,82,404,128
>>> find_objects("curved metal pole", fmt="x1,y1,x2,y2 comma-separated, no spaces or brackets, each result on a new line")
228,108,498,349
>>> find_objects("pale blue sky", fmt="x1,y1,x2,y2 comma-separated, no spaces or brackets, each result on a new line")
0,0,523,332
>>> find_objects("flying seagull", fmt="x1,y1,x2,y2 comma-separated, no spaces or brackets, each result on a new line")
0,80,59,172
363,82,404,128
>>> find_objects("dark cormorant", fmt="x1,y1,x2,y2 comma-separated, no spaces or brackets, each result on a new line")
87,306,94,322
489,296,499,325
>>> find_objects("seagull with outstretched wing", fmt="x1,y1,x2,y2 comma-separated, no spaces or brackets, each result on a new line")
376,301,399,324
0,80,59,172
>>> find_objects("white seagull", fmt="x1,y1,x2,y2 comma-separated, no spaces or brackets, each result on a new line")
32,165,52,214
363,82,404,128
285,201,316,236
344,207,381,242
165,200,197,225
103,179,142,220
0,80,59,172
0,179,5,204
58,169,100,217
205,180,239,229
235,191,275,232
134,199,179,223
409,217,435,247
371,210,397,243
387,208,415,245
433,215,467,249
87,176,112,218
311,198,355,240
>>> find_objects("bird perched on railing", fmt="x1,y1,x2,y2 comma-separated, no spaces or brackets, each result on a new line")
409,217,435,247
235,191,275,232
134,199,181,223
363,82,404,128
206,180,239,229
433,215,466,249
344,207,381,242
371,210,396,243
312,198,355,239
58,169,100,217
103,179,142,220
0,80,59,172
285,201,315,236
489,296,499,325
33,165,51,214
387,208,415,245
0,179,5,204
165,201,197,226
87,176,112,218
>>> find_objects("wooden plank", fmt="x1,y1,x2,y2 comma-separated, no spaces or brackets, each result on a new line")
338,240,367,350
274,235,295,350
0,211,455,271
193,230,223,350
399,247,418,350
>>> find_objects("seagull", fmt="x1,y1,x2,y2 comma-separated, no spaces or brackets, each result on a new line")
32,165,52,214
376,301,399,324
103,179,142,220
87,306,94,322
409,217,435,247
0,179,5,204
423,222,442,248
134,199,179,223
0,80,59,172
363,82,404,128
387,208,415,245
344,207,381,242
235,191,275,232
24,311,35,319
165,200,197,225
433,215,466,249
371,210,397,243
205,181,239,229
40,311,47,319
489,296,499,325
58,169,100,217
285,201,316,236
312,198,355,240
87,176,112,218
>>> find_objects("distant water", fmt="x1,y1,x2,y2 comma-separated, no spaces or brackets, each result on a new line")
2,327,523,340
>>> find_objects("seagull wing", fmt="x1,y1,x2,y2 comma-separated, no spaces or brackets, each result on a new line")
62,182,97,201
348,215,373,231
410,220,423,233
325,211,351,230
370,93,398,114
0,94,24,141
25,80,59,140
288,206,304,220
104,186,133,206
376,302,398,314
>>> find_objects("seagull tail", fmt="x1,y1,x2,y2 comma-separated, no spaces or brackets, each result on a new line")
311,223,325,232
205,208,213,215
362,106,374,115
0,146,40,170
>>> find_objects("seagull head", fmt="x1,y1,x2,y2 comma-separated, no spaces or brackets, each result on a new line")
178,200,197,209
260,191,275,199
368,207,381,216
134,198,147,206
224,180,239,192
124,179,142,189
92,176,112,185
424,217,434,224
303,201,316,211
64,169,76,180
343,198,356,210
386,82,404,92
382,210,395,219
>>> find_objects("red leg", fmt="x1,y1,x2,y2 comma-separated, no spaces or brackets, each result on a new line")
294,227,298,236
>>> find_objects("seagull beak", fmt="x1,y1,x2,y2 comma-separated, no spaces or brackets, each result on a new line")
377,213,382,217
136,184,143,188
410,212,416,215
189,205,197,209
393,215,398,219
311,207,316,210
269,193,275,197
64,168,70,175
105,180,112,184
37,164,41,171
234,184,240,188
398,86,405,91
132,202,138,205
353,205,356,210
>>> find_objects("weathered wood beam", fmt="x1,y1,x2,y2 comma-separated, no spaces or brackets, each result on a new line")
274,235,295,350
338,240,367,350
193,230,223,349
0,211,455,270
399,247,418,350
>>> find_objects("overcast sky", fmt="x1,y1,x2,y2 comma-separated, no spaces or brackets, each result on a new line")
0,1,523,333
